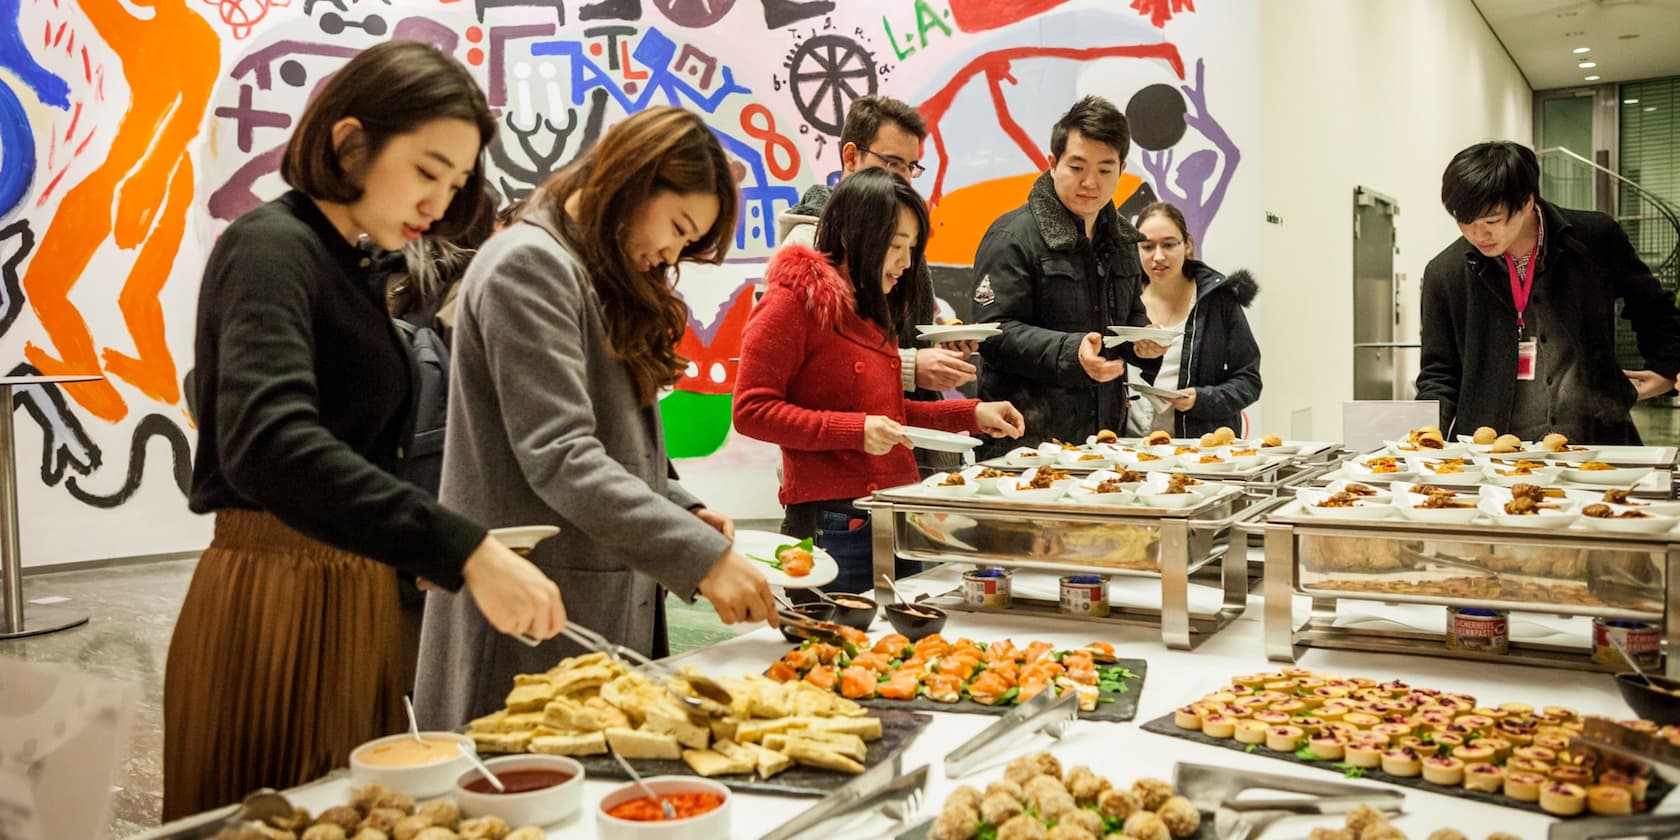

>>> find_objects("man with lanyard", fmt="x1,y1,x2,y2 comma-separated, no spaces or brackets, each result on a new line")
774,95,975,475
972,96,1167,455
1417,140,1680,444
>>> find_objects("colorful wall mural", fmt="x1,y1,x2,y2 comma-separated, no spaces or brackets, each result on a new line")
0,0,1257,562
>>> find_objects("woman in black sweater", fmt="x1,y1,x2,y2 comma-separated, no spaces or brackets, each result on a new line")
164,41,565,819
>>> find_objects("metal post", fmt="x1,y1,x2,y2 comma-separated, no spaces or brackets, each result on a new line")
0,379,89,639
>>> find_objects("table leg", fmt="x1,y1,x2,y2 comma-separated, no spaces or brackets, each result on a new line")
0,384,87,639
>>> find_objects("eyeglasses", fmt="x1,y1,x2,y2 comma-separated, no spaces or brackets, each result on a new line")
859,146,926,178
1139,238,1185,252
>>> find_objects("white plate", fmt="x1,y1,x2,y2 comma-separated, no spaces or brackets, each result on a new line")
1404,458,1483,486
1181,455,1240,473
1384,440,1470,458
997,469,1070,502
1578,505,1680,534
1560,465,1655,486
914,323,1001,343
1540,447,1602,464
959,465,1018,495
1058,450,1114,468
902,426,981,453
918,472,981,498
1464,444,1548,460
489,525,561,552
1344,459,1417,482
1001,448,1053,468
1479,463,1562,487
1128,381,1185,400
1064,472,1136,505
1476,485,1592,507
1326,480,1390,502
1389,483,1480,523
1111,450,1180,472
1298,488,1393,519
1106,325,1184,344
734,530,839,589
1475,498,1581,529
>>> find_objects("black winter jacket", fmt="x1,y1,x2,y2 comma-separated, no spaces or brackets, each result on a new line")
1416,199,1680,444
973,171,1158,454
1140,261,1261,438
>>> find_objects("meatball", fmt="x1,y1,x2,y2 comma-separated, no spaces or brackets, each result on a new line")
946,785,983,815
457,815,510,840
1307,830,1355,840
981,791,1025,825
1097,787,1142,820
1046,825,1096,840
1358,828,1406,840
1131,777,1175,811
1028,752,1063,780
1156,795,1201,838
1426,831,1469,840
361,809,407,834
350,831,389,840
985,779,1024,802
1023,774,1068,809
996,813,1048,840
929,805,980,840
1059,808,1102,835
349,785,389,815
1063,766,1109,804
415,801,458,831
411,830,459,840
1344,804,1387,833
1037,791,1078,822
300,827,347,840
269,808,312,832
392,816,432,840
1004,755,1040,786
502,830,544,840
1123,811,1170,840
371,792,416,815
314,807,361,833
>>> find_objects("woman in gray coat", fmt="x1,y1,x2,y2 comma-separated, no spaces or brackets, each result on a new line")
415,107,777,728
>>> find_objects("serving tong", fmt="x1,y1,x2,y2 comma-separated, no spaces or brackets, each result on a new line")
1172,763,1403,840
759,760,927,840
517,619,734,717
943,688,1079,778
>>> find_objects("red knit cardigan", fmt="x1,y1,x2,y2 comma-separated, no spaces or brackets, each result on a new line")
733,245,980,505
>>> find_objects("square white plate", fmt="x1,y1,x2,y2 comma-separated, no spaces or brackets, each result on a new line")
902,426,981,452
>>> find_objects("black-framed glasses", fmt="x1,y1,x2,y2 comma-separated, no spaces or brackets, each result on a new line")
859,146,926,178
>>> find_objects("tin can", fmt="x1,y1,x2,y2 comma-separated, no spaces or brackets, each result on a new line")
962,567,1012,609
1446,607,1509,654
1059,574,1110,617
1594,617,1661,669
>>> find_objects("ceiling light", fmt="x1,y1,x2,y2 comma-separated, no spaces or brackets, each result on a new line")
1585,75,1601,81
1579,61,1598,69
1573,47,1591,54
1647,106,1659,112
1619,33,1639,39
1626,98,1640,104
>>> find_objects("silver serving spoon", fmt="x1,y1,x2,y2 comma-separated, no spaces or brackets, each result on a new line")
406,695,504,792
881,574,911,606
612,750,677,820
1607,631,1656,687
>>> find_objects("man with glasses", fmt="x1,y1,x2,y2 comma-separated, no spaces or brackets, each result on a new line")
1418,140,1680,444
972,96,1167,455
774,95,977,460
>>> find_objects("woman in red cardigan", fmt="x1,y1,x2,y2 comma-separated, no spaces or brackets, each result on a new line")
734,168,1024,594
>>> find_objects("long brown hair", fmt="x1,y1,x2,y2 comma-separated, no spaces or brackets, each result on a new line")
1135,200,1194,262
539,107,738,405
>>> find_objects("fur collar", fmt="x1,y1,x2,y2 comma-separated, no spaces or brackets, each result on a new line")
765,244,855,329
1027,170,1141,252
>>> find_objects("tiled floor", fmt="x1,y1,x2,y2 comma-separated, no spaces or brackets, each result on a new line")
2,555,739,837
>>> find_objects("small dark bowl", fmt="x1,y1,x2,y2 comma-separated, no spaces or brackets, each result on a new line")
778,603,836,645
825,593,879,631
884,601,947,641
1615,672,1680,725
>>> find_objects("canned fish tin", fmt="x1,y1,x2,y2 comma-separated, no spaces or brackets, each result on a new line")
1446,607,1509,654
1059,574,1110,617
1594,617,1661,669
962,567,1012,609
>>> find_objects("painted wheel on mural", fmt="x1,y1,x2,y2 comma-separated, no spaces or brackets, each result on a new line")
652,0,737,28
788,35,878,137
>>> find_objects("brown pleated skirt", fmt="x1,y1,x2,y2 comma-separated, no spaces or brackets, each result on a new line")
162,510,404,821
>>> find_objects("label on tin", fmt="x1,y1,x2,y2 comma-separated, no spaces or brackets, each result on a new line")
1594,618,1661,667
1059,576,1109,617
1447,608,1509,653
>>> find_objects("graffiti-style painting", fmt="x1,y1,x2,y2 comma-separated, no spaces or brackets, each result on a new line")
1,0,1256,560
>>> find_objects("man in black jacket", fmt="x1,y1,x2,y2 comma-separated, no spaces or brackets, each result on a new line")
973,96,1165,454
1417,141,1680,444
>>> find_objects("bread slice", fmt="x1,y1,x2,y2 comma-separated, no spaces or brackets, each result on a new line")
735,718,802,744
552,665,616,696
799,716,883,740
605,726,682,761
472,728,539,753
771,730,866,762
468,709,508,732
709,717,740,744
643,701,711,750
785,740,865,774
753,744,793,779
681,748,753,777
505,681,559,712
530,730,608,757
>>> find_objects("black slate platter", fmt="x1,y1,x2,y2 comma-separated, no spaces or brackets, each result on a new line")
772,657,1147,722
486,709,932,798
896,806,1215,839
1140,713,1674,818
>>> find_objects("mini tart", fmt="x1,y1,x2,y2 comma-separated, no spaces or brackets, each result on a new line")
1234,720,1270,745
1378,680,1410,697
1344,712,1383,729
1225,684,1255,697
1504,771,1547,802
1294,678,1325,692
1253,710,1292,726
1475,736,1513,762
1313,686,1350,701
1236,696,1271,710
1452,744,1495,764
1205,692,1238,705
1316,703,1350,721
1470,706,1508,720
1201,714,1237,739
1542,705,1578,723
1266,725,1305,752
1308,736,1346,760
1380,748,1422,776
1597,771,1650,803
1372,722,1413,743
1348,677,1378,689
1231,673,1267,689
1534,734,1571,753
1263,679,1296,693
1323,722,1360,740
1174,706,1205,730
1586,784,1633,816
1496,722,1536,746
1270,700,1308,716
1463,762,1504,793
1254,690,1291,705
1455,714,1495,732
1292,716,1326,736
1549,765,1593,785
1344,742,1383,768
1421,756,1465,785
1500,702,1534,717
1507,758,1552,776
1398,736,1439,758
1224,704,1255,719
1513,745,1556,763
1540,782,1587,816
1380,699,1418,715
1282,667,1315,679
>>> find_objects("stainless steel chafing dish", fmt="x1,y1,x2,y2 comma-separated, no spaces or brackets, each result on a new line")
1249,497,1680,676
859,480,1285,649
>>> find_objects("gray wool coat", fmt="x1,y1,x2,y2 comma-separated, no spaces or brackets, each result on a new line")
412,212,731,730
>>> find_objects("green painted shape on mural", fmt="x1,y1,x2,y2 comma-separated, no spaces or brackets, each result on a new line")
660,390,735,458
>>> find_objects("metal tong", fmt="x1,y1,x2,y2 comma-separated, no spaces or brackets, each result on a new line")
1548,813,1680,840
943,688,1079,778
759,760,926,840
1172,762,1404,840
520,619,734,715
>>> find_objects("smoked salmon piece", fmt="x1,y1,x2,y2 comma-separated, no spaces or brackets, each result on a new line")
839,665,878,699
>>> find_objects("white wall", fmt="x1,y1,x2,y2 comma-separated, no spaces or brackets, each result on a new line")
1258,0,1533,441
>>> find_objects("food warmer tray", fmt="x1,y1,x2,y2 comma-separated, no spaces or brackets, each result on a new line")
1243,499,1680,675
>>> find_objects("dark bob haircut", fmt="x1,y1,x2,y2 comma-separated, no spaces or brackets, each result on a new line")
1441,141,1540,224
282,40,497,241
815,167,929,338
1051,95,1130,162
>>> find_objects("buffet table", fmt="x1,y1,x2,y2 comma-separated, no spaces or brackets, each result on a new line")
139,560,1671,840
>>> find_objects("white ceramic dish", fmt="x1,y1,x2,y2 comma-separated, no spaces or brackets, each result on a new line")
1111,450,1180,472
1540,446,1602,464
350,732,476,798
915,323,1001,343
1064,474,1136,505
959,464,1018,495
1325,479,1391,503
1384,440,1469,459
1476,498,1581,529
734,530,839,589
1297,488,1393,520
1058,449,1114,468
997,467,1071,502
455,754,585,827
1479,462,1563,487
1105,325,1184,344
1002,446,1052,468
1344,458,1417,482
596,775,731,839
1389,482,1481,524
489,525,561,552
1559,465,1655,486
1404,458,1483,486
901,426,981,453
919,472,982,498
1578,505,1680,534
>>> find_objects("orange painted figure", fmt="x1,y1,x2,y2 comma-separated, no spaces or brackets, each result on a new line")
22,0,218,420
